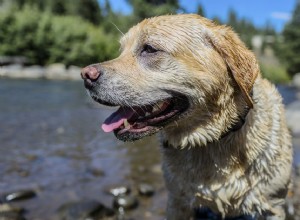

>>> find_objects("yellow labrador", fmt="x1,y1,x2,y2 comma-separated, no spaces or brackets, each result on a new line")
81,14,292,220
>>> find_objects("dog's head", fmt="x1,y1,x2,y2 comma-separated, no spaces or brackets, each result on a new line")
81,14,259,144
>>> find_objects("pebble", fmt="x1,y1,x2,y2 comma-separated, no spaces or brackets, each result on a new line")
150,164,162,175
0,212,26,220
105,185,131,197
1,190,36,202
0,204,23,214
0,204,25,220
58,200,114,220
86,166,105,177
296,164,300,177
113,195,138,210
194,208,257,220
138,183,155,197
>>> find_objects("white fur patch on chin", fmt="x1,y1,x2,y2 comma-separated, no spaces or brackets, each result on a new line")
161,126,220,148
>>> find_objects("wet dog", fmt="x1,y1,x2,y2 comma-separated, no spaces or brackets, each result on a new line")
81,14,292,219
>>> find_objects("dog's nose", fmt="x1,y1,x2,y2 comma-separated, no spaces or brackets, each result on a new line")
81,66,101,82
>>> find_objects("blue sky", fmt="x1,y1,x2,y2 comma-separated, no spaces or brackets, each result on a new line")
99,0,297,32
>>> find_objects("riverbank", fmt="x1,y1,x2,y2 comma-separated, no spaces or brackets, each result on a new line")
0,63,82,81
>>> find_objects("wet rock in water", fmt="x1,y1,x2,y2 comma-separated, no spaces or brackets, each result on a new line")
58,200,114,220
87,166,105,177
1,190,36,202
0,204,25,220
138,183,155,197
296,164,300,177
286,101,300,135
0,212,26,220
194,208,256,220
105,185,131,197
113,195,139,210
0,204,24,214
292,73,300,89
194,207,219,220
18,170,30,178
150,164,162,175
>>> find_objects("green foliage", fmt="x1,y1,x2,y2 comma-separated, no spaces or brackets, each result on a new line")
0,0,296,74
280,1,300,76
0,6,119,66
260,63,290,84
7,0,102,24
127,0,179,22
226,9,264,49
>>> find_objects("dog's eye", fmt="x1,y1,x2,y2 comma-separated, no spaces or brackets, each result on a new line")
141,44,158,54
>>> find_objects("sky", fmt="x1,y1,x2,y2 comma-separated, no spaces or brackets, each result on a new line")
99,0,297,32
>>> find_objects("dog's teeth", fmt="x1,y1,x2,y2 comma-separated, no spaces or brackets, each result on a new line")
124,119,130,128
152,101,165,112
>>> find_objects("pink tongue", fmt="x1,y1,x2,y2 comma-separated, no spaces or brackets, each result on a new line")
101,107,135,133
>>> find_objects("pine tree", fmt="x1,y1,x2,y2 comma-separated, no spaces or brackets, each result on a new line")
281,0,300,75
196,4,205,17
127,0,179,22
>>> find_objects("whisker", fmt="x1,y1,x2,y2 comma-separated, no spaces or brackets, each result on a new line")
110,21,124,36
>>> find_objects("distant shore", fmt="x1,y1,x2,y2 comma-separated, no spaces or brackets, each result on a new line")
0,63,82,81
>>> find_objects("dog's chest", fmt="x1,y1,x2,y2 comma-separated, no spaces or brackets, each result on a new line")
161,146,257,216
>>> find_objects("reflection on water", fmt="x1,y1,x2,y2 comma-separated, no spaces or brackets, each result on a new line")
0,79,165,220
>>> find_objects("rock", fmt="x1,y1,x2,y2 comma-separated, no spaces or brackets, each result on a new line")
113,195,138,210
105,185,131,197
194,207,219,220
296,164,300,177
67,66,82,80
87,166,105,177
0,65,45,79
56,127,65,134
292,73,300,89
0,56,28,66
0,63,82,80
0,204,24,214
0,204,25,220
150,164,162,175
138,183,155,197
58,200,114,220
0,212,26,220
45,63,67,80
286,101,300,135
1,190,36,202
21,65,45,79
0,65,23,78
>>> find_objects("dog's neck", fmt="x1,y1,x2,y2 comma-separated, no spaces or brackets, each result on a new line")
161,106,250,149
219,104,250,139
161,88,251,149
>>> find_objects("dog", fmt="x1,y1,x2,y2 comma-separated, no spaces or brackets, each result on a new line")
81,14,293,220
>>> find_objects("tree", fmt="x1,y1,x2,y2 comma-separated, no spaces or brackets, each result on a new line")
127,0,180,22
196,4,205,17
281,0,300,75
6,0,102,24
77,0,102,24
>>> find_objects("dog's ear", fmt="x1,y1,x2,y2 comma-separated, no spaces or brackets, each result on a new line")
207,26,259,108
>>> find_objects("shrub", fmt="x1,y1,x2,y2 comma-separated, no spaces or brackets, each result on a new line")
0,6,119,66
260,63,290,84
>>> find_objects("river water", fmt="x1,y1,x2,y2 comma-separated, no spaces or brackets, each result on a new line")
0,79,166,220
0,79,298,220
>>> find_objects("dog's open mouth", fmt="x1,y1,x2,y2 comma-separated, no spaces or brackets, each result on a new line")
101,96,189,141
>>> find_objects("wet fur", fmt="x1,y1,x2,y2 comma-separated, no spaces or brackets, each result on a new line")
84,14,292,219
